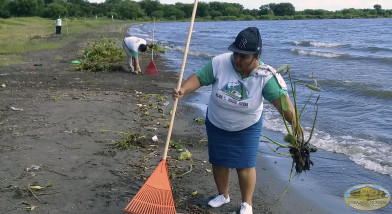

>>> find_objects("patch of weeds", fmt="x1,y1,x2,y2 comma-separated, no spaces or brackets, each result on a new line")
170,139,182,150
178,149,192,161
140,156,150,163
100,129,147,150
164,122,170,128
88,81,98,85
55,55,63,62
29,35,41,40
150,104,158,109
51,92,67,101
194,118,205,125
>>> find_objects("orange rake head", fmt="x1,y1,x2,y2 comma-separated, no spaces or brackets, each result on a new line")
122,159,176,214
144,61,158,76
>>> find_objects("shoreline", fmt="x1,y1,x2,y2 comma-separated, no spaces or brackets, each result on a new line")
2,20,389,214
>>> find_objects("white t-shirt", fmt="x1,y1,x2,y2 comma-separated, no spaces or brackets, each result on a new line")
123,37,146,52
203,53,287,131
56,19,62,26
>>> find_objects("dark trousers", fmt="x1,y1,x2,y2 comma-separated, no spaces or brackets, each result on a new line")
56,26,61,34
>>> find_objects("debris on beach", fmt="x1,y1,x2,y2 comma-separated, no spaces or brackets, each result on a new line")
178,149,192,161
25,205,38,211
100,129,147,150
193,118,205,125
152,135,158,141
10,106,23,111
26,164,40,172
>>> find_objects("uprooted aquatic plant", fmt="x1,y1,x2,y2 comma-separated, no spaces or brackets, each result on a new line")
262,64,320,199
100,128,147,150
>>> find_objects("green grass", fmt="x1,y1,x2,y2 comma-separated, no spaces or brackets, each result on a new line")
0,17,131,66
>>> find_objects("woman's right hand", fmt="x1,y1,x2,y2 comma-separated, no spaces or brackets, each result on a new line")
172,74,202,100
172,88,184,100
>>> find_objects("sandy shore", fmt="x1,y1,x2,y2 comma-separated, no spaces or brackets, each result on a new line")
0,21,347,214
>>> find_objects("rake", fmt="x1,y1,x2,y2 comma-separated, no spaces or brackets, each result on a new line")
145,18,158,76
123,0,199,213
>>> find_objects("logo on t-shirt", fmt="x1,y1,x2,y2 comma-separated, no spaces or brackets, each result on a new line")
220,81,249,101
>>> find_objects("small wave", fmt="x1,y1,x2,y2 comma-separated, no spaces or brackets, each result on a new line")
291,48,348,58
314,133,392,178
380,57,392,64
262,105,392,178
194,30,222,34
367,46,392,53
318,79,392,99
292,47,392,64
169,45,215,59
126,25,150,38
293,41,348,48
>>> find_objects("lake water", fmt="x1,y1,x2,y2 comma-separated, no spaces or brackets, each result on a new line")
129,18,392,212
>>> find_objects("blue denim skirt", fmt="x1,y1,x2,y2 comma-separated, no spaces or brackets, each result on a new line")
205,116,263,169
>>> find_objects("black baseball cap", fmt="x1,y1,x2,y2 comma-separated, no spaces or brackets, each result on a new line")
228,27,262,55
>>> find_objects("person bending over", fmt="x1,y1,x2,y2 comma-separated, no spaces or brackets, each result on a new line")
123,36,153,74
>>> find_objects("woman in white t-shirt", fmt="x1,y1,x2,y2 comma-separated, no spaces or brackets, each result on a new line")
173,27,299,214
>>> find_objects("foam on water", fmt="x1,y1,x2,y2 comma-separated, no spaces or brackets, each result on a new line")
314,133,392,178
293,41,348,48
291,48,348,58
126,24,150,39
168,45,216,59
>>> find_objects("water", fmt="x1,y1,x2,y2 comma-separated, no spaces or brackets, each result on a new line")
130,19,392,209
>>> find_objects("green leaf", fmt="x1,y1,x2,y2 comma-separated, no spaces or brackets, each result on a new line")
276,64,289,73
297,82,321,91
265,143,292,156
283,134,293,143
262,135,290,148
280,94,290,112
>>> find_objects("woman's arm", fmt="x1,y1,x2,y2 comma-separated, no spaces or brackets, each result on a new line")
173,74,202,99
272,94,297,126
133,58,140,73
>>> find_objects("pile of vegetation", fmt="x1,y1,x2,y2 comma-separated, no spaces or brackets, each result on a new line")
72,39,125,72
152,41,167,53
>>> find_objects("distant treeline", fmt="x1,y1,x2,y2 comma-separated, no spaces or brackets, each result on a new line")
0,0,391,20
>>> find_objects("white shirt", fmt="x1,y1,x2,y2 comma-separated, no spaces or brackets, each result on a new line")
56,19,62,26
123,37,146,52
207,53,282,131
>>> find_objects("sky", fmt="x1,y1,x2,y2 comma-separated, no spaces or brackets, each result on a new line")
87,0,392,11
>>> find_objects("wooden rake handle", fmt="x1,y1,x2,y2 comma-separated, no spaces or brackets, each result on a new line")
163,0,199,160
152,18,155,61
